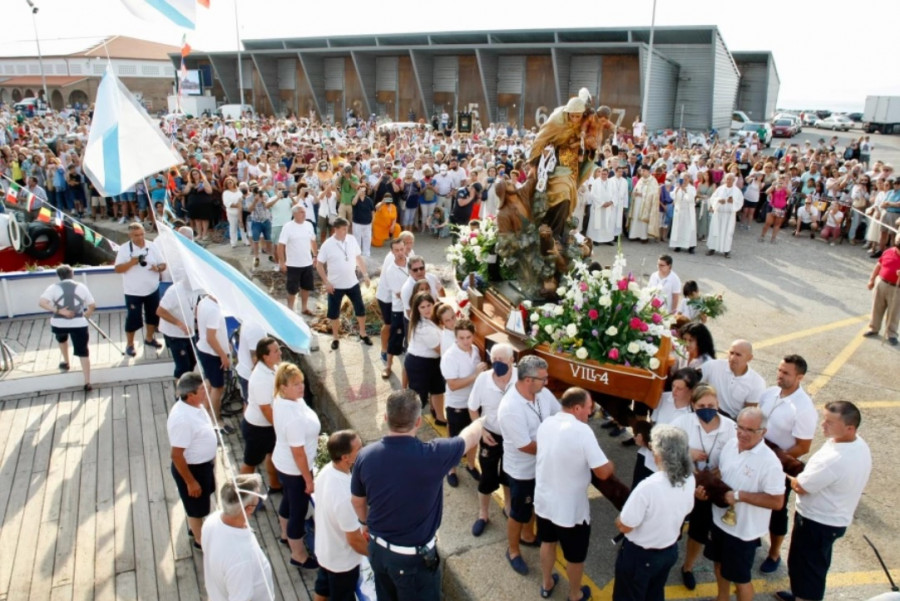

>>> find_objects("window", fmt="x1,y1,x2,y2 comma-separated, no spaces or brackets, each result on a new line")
141,65,160,76
117,64,136,76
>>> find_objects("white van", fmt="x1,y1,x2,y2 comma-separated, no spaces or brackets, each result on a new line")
217,104,256,120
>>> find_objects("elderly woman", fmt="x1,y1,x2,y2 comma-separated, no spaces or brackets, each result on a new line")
671,384,738,591
167,372,218,551
614,424,696,601
272,363,320,570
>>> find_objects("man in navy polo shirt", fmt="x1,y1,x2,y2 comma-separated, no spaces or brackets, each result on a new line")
351,389,484,601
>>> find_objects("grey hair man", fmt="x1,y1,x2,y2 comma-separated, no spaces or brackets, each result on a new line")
38,264,96,391
201,474,274,601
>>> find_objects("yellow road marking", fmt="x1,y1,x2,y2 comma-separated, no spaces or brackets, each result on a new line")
807,325,869,396
825,400,900,410
754,315,868,350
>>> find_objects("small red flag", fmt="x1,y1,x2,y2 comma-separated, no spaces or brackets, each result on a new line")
37,206,52,223
197,0,210,7
5,183,19,204
73,222,84,236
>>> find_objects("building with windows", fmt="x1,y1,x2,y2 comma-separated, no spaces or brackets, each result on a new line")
0,35,179,111
175,26,778,133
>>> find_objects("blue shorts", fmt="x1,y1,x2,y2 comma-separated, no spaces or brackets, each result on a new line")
251,220,272,242
326,284,365,319
137,194,149,211
197,349,227,388
164,335,196,380
124,292,160,333
507,476,536,523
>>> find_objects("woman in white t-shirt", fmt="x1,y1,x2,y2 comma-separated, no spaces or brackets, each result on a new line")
222,177,250,248
404,293,445,424
271,364,320,570
672,384,737,590
440,319,487,487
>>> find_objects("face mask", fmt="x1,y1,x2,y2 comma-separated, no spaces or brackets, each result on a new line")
492,361,510,377
696,408,718,424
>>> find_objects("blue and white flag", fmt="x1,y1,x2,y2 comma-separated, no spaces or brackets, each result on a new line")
83,66,183,198
154,224,312,353
121,0,197,29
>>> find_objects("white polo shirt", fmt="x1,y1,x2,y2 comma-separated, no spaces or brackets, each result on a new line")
701,360,767,418
278,219,316,267
157,281,198,339
318,234,362,290
796,436,871,527
440,343,482,409
271,396,320,476
116,240,164,296
535,412,609,527
467,368,518,434
196,296,229,358
202,512,273,601
759,386,817,452
671,413,737,471
382,261,410,313
166,400,217,464
619,471,695,549
314,463,364,573
245,362,276,427
639,392,692,472
407,320,441,358
400,273,442,315
713,438,785,541
235,320,268,381
647,270,682,313
375,252,398,303
498,386,561,480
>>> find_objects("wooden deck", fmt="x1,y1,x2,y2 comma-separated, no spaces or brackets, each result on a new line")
0,382,316,601
0,310,172,381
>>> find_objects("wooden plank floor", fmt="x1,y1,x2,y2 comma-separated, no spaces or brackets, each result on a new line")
0,384,316,601
0,311,172,381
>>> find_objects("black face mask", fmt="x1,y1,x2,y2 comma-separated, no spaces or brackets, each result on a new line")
492,361,510,377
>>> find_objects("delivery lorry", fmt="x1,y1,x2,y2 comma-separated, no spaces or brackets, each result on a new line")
863,96,900,134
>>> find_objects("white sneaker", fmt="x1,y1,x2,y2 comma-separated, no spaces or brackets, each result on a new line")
118,216,126,224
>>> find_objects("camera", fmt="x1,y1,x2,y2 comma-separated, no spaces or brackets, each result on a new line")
138,255,148,267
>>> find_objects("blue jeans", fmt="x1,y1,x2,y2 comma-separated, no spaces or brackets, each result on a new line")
368,540,441,601
613,539,678,601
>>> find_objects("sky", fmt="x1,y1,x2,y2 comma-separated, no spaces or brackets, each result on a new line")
3,0,899,112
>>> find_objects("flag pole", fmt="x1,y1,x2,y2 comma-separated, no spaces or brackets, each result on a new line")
233,0,245,106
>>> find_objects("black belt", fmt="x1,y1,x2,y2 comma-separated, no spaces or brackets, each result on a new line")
879,278,899,287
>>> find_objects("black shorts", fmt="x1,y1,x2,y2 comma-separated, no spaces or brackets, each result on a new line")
165,335,196,380
743,200,758,208
314,565,360,601
124,291,160,333
478,429,508,495
536,516,591,563
404,354,444,406
327,284,365,319
446,407,472,438
788,513,846,601
507,475,536,524
240,419,276,466
197,349,227,388
769,477,792,536
52,325,89,357
798,221,815,231
171,460,215,518
286,265,315,295
687,497,713,544
704,523,760,584
387,311,405,356
378,299,393,325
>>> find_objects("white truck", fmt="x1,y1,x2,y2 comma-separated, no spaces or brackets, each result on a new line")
166,95,217,117
863,96,900,135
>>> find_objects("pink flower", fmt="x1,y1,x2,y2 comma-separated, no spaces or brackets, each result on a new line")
580,282,589,292
608,348,620,360
588,309,599,320
639,322,649,333
469,232,478,239
617,279,629,291
652,313,663,324
460,238,468,245
650,297,664,309
629,317,643,330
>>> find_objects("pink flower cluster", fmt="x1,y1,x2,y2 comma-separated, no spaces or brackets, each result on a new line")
629,317,648,332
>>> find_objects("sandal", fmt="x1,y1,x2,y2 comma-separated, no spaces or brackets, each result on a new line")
301,309,314,316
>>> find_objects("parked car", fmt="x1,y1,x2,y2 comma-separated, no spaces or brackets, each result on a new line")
772,118,796,138
775,113,802,134
733,121,773,147
815,115,852,131
731,110,752,130
13,97,49,116
848,112,863,123
802,113,819,127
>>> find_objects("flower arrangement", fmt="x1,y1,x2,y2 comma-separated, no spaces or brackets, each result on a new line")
687,294,727,320
528,253,677,369
446,216,512,286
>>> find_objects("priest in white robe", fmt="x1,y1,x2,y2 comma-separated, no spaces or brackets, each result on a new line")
669,178,698,253
612,166,630,237
628,165,660,241
705,173,744,258
586,167,618,244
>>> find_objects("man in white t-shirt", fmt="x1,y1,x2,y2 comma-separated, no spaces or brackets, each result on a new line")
758,354,818,574
700,339,767,419
195,294,233,433
38,264,96,391
380,238,409,379
156,276,200,382
647,254,682,312
535,388,613,601
497,355,561,576
315,218,372,351
399,255,446,319
278,204,319,315
114,223,167,357
793,197,820,238
776,401,871,601
202,474,273,601
314,430,368,601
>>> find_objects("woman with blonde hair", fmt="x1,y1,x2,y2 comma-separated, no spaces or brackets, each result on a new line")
271,363,320,570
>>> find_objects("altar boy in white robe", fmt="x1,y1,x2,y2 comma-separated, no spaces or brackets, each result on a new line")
705,173,744,259
669,176,698,253
612,166,630,237
586,168,618,244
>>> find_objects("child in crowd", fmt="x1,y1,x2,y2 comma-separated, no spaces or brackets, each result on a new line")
427,206,449,238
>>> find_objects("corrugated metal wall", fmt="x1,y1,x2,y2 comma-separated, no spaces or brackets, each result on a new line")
734,61,767,121
475,49,497,124
497,56,525,95
409,50,433,119
433,56,458,93
712,33,740,131
639,47,678,130
241,59,254,89
376,57,399,91
324,57,344,91
277,58,295,90
568,55,601,101
655,44,713,130
765,59,780,120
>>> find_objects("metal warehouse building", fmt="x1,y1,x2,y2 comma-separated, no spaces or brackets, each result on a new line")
175,26,778,132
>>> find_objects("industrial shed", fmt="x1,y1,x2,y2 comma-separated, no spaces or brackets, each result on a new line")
176,26,770,133
732,51,780,122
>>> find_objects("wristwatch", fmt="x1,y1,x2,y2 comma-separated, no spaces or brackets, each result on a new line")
734,490,741,503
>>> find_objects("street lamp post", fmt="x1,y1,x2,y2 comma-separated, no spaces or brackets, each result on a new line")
25,0,49,106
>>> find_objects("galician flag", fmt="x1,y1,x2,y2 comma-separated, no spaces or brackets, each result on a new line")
83,66,183,198
120,0,197,29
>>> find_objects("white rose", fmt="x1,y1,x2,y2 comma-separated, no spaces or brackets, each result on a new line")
544,324,554,335
554,305,565,316
649,357,661,370
522,300,533,309
556,286,567,296
627,342,640,354
605,326,618,336
601,269,612,278
598,295,612,308
530,313,539,322
575,347,589,360
628,281,640,292
565,323,578,338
